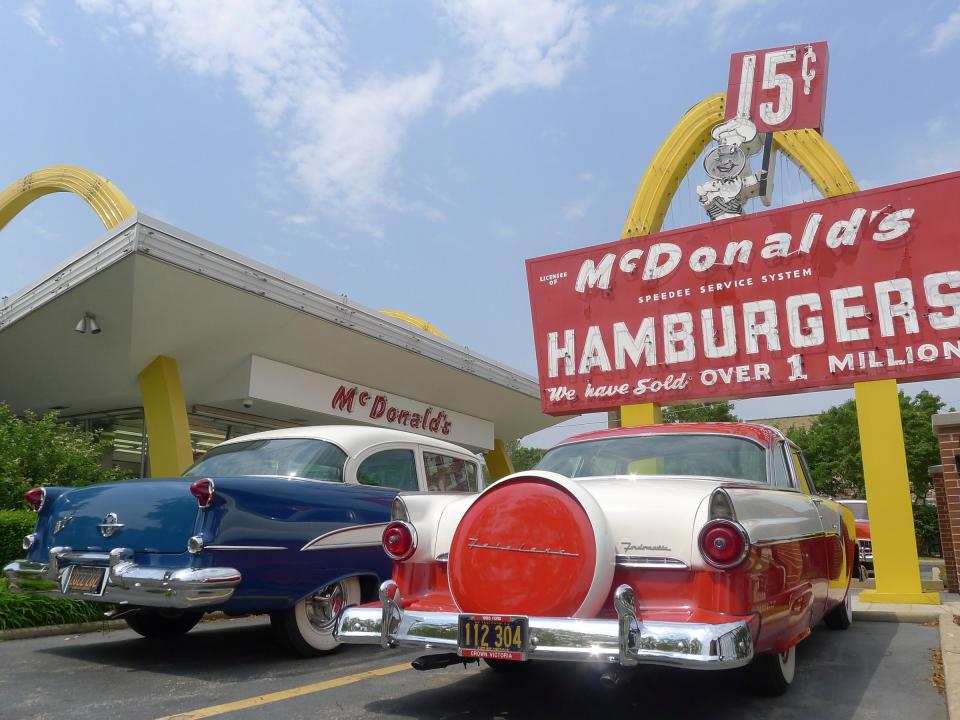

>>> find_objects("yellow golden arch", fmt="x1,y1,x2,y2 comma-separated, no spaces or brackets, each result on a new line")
620,92,858,239
0,165,136,232
619,94,936,605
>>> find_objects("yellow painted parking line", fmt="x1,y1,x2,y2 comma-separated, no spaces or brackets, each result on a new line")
154,662,411,720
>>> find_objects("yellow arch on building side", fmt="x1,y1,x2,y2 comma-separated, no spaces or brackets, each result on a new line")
0,165,136,233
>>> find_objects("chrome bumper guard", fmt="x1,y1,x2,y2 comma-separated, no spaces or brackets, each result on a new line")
3,547,241,610
335,581,753,669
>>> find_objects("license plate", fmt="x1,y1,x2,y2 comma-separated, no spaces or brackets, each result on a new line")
65,566,106,595
457,614,528,661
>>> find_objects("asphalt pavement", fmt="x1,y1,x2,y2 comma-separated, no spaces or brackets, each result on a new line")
0,615,946,720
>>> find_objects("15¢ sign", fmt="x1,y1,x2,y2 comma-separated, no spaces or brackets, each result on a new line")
724,42,828,133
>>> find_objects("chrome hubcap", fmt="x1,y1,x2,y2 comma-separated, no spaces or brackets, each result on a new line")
305,581,346,633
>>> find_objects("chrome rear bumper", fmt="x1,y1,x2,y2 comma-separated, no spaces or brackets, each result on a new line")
336,581,753,669
3,547,240,610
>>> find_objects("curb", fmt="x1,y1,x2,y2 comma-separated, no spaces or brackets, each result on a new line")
0,619,127,642
853,609,946,624
0,611,238,642
941,608,960,720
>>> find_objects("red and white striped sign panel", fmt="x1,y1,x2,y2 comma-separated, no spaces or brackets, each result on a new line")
724,42,828,133
526,171,960,416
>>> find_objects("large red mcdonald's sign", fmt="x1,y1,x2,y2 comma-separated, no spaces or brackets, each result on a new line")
526,171,960,415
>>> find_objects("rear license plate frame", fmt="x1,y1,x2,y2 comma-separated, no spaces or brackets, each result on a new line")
64,565,107,596
457,614,528,661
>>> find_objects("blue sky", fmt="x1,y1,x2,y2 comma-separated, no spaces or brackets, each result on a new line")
3,0,960,447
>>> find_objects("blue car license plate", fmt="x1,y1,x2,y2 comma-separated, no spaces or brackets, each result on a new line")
66,566,106,595
458,614,527,661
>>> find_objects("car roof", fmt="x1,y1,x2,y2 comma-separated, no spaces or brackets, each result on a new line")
554,422,784,448
215,425,477,458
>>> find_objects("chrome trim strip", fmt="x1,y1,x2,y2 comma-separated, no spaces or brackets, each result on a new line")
615,555,687,568
751,530,826,546
336,581,753,669
205,545,286,551
300,522,388,551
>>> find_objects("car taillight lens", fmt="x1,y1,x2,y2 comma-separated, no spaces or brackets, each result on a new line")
23,487,46,512
698,519,749,569
189,478,215,509
382,521,416,560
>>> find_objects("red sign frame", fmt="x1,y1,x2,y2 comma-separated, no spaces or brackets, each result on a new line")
724,41,828,133
526,172,960,416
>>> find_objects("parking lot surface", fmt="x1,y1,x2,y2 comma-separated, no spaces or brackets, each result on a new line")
0,616,946,720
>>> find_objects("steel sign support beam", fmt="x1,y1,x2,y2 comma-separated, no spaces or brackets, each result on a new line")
138,355,194,478
855,380,940,604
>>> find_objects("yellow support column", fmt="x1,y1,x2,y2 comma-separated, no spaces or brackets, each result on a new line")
854,379,939,604
620,403,662,428
138,356,193,478
484,438,516,481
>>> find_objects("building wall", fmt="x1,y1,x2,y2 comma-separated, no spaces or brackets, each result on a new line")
931,415,960,593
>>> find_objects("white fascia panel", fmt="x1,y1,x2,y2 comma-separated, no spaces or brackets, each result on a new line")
248,355,495,450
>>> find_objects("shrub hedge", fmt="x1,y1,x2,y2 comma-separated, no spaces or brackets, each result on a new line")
0,579,106,630
0,510,35,567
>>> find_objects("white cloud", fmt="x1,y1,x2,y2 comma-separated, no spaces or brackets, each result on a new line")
633,0,700,28
76,0,440,233
562,194,592,221
19,0,61,47
926,6,960,54
443,0,589,115
632,0,769,47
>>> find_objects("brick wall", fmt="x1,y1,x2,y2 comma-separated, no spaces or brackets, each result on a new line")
932,416,960,594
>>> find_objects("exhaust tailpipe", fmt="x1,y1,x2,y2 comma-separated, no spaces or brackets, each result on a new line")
411,653,475,671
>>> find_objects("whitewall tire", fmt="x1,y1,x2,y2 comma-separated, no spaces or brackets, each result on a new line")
749,645,796,696
824,589,853,630
271,576,361,657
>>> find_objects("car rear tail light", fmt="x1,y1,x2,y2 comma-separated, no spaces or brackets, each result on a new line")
190,478,215,509
698,519,749,569
391,496,409,522
382,521,416,561
708,488,736,520
23,487,46,512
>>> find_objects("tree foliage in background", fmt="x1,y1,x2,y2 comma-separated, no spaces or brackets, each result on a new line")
787,390,944,504
507,440,546,472
663,401,739,423
0,404,126,511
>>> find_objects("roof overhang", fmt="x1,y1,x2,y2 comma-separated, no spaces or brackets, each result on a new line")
0,214,557,448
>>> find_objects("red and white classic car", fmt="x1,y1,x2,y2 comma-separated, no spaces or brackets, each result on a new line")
336,423,857,694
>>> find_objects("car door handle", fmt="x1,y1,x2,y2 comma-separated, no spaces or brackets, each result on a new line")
812,498,823,504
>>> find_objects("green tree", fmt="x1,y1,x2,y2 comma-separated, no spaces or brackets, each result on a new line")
662,401,739,423
787,390,943,503
506,440,546,472
0,404,127,510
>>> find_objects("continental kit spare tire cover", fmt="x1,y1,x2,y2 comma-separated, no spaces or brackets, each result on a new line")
448,471,614,618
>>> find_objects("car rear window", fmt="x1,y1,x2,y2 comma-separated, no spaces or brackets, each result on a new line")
536,434,767,483
184,438,347,482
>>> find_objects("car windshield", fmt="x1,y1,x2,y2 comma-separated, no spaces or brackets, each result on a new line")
842,502,869,521
536,433,767,483
184,438,347,482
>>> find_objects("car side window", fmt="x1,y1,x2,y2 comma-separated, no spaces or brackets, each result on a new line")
772,445,792,488
423,452,479,492
357,449,419,491
790,448,814,495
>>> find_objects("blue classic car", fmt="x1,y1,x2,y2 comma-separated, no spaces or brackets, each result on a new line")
4,426,483,656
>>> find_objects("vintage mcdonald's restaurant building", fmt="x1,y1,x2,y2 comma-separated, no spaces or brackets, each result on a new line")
0,167,555,479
